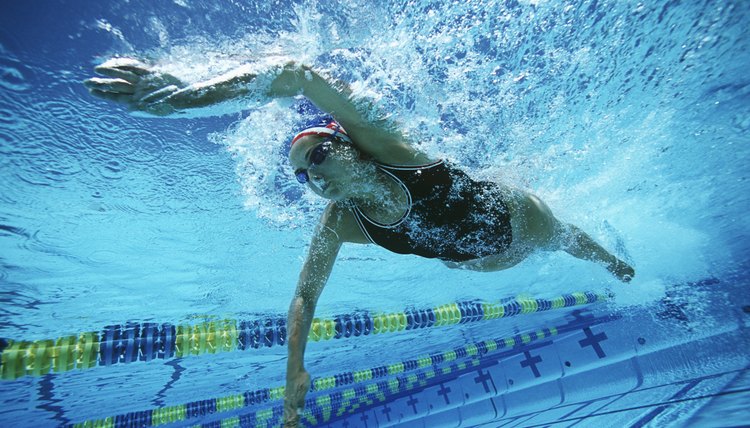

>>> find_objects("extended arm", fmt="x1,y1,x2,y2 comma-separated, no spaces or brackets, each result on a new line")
85,58,428,163
283,204,343,427
84,57,291,117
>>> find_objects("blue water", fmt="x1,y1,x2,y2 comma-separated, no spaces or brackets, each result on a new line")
1,0,749,427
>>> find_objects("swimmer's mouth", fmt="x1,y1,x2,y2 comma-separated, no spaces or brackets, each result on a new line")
314,180,329,193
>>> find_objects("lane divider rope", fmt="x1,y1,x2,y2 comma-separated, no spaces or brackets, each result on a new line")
1,291,607,381
213,315,618,428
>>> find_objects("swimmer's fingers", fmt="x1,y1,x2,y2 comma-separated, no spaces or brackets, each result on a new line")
88,88,174,115
95,58,151,77
138,84,180,103
84,77,136,94
95,58,165,88
93,57,185,93
86,75,181,100
87,58,186,115
87,88,135,104
92,67,141,83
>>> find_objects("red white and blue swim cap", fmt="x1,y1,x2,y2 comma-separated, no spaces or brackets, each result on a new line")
290,117,352,147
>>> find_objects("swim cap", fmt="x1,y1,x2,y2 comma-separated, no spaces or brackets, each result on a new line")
290,117,352,146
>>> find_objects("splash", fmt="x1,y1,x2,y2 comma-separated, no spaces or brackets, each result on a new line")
111,0,746,288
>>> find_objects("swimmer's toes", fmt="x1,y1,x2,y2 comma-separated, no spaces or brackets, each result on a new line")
619,264,635,283
607,259,634,283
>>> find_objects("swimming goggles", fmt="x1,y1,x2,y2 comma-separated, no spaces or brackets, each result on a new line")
294,140,333,184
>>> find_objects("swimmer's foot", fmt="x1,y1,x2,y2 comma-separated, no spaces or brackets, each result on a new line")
607,259,635,283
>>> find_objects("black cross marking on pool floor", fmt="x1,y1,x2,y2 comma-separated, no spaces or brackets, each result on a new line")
474,369,496,393
520,350,543,378
381,404,392,422
579,326,608,358
407,395,419,414
438,383,452,404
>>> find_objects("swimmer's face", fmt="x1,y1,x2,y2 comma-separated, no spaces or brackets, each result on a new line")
288,135,364,200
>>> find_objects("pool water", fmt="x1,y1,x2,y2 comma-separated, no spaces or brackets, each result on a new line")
0,0,749,427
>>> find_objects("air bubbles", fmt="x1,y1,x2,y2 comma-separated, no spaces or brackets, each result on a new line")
99,159,126,181
219,101,323,228
0,64,30,92
85,250,120,265
95,19,127,43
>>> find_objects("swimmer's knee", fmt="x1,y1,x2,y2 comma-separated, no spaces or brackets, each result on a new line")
555,222,574,238
550,222,578,251
529,207,558,247
511,193,563,249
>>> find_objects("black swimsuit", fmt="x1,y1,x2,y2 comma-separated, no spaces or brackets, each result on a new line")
349,160,513,262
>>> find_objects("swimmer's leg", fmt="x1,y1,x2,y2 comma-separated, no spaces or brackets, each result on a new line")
442,247,530,272
556,223,635,282
506,189,634,282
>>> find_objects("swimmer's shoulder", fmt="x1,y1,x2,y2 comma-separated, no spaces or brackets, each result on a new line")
348,126,434,166
323,201,370,244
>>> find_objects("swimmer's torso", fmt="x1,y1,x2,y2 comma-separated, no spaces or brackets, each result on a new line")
348,160,513,262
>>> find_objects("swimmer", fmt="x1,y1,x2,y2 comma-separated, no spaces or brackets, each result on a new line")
85,58,634,427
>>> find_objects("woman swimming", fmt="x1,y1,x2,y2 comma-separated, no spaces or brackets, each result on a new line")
85,58,634,427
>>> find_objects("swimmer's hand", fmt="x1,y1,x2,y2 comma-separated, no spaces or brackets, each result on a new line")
84,58,185,116
283,369,310,427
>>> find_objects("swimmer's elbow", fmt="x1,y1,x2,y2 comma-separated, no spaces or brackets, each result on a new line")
267,61,317,98
281,61,311,73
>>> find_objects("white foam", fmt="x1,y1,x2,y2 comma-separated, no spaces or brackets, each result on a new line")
128,0,741,305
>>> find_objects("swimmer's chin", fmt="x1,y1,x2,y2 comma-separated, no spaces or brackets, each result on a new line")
320,187,345,201
311,182,343,200
326,186,351,201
